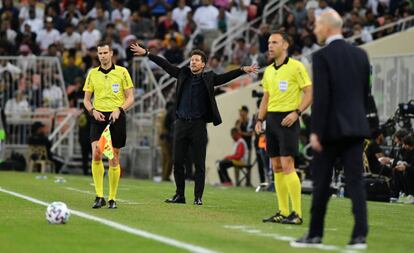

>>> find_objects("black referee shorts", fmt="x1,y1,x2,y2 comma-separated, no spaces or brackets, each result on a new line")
90,110,126,149
265,111,300,157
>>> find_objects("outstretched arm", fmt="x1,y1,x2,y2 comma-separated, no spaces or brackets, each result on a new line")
130,42,180,78
214,64,259,86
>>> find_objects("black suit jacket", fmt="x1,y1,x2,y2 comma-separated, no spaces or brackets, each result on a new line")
148,53,245,126
311,39,371,142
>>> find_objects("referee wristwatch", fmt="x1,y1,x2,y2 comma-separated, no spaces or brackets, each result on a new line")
295,109,302,116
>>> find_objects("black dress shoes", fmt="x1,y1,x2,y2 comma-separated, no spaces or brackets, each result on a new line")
165,194,186,204
194,198,203,205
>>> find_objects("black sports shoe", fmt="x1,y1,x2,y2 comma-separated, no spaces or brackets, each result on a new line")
290,234,322,248
194,197,203,205
262,211,287,223
108,199,117,209
280,211,303,225
165,194,186,204
92,197,106,209
347,236,367,250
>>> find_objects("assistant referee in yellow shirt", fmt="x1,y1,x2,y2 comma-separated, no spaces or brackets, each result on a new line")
83,42,134,209
255,32,312,224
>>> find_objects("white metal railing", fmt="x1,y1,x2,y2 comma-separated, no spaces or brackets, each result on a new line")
297,15,414,63
3,108,80,166
0,56,69,110
210,0,288,61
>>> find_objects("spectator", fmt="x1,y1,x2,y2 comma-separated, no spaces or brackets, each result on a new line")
314,0,334,17
19,0,44,23
217,128,249,186
193,0,219,31
148,0,174,18
172,0,192,33
301,35,320,55
218,7,227,33
111,0,131,30
59,23,82,50
396,135,414,204
4,90,30,118
63,54,84,87
102,23,121,44
1,19,17,46
183,11,197,41
292,0,308,28
162,29,184,48
235,105,253,158
81,18,101,52
366,129,387,175
129,11,155,41
258,23,270,53
86,1,110,20
62,2,82,27
156,10,179,40
67,76,84,108
0,0,20,31
164,37,184,64
42,80,63,108
36,17,60,52
209,55,225,74
93,5,110,35
45,4,66,33
241,42,268,68
20,8,43,35
226,0,248,31
28,121,62,173
232,37,249,64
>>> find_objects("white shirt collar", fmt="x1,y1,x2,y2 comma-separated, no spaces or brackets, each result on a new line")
326,34,344,45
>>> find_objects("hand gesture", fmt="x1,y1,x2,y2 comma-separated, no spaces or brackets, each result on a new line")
255,121,264,134
92,109,105,122
310,133,322,153
281,112,298,127
109,108,121,123
242,64,259,74
130,42,146,56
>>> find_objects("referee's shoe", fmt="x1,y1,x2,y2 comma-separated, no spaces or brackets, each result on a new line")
92,197,106,208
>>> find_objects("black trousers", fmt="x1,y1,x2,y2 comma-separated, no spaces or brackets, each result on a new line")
309,138,368,239
173,119,207,198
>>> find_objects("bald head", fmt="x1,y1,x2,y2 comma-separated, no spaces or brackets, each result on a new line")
318,10,343,29
314,10,343,44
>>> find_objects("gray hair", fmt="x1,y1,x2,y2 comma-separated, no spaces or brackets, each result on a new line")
318,10,343,29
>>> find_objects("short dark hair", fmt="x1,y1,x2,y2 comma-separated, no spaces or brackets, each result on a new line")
97,41,112,50
230,128,239,134
403,135,414,147
271,31,290,45
190,49,207,63
395,129,409,140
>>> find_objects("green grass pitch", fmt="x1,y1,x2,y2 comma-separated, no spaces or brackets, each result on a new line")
0,171,412,253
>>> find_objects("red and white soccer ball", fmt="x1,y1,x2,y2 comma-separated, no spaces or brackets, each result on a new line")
45,202,71,224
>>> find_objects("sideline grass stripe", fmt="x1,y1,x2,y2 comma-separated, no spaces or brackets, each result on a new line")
0,187,219,253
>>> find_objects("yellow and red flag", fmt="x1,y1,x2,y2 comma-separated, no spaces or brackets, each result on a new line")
98,124,114,159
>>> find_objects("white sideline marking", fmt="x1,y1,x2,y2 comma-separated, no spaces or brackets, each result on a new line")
64,187,142,205
224,225,341,251
0,187,219,253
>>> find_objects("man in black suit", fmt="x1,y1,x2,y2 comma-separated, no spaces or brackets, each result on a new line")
291,10,371,250
130,43,258,205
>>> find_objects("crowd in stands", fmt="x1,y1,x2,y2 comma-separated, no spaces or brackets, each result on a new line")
1,0,413,113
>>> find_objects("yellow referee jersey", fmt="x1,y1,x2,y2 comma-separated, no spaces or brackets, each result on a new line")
262,57,311,112
83,65,134,112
